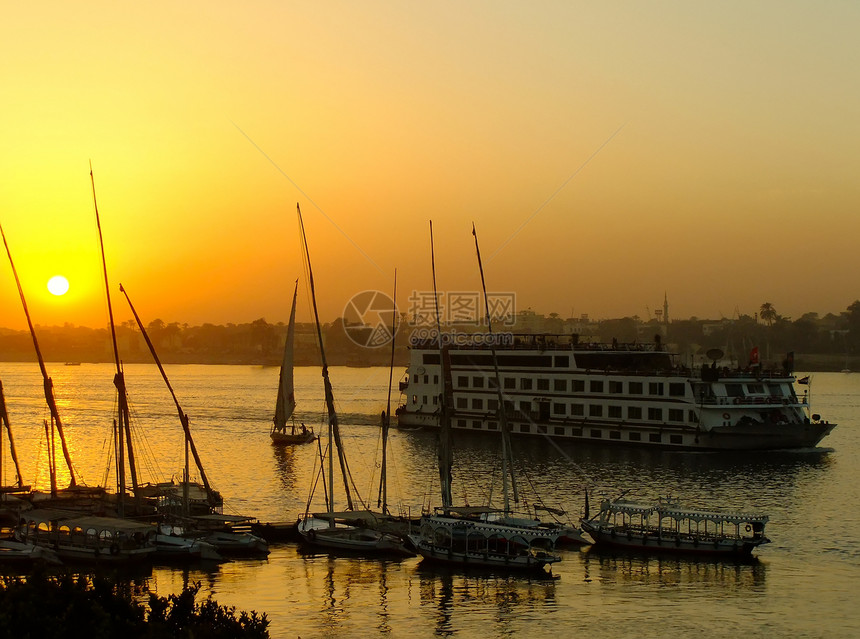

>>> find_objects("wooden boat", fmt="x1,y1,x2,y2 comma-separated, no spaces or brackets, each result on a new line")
15,508,156,563
580,495,770,557
153,523,223,562
0,538,62,566
293,204,414,556
271,280,316,445
410,223,563,573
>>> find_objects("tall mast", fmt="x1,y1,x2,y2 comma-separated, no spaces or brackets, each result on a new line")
378,270,397,515
90,165,138,515
0,381,28,491
297,204,353,515
430,221,453,509
472,223,518,511
1,224,77,491
119,284,215,503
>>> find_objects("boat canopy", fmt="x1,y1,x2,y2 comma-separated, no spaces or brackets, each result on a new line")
602,499,769,525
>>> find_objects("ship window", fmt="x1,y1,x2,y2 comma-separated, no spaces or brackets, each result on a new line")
668,408,683,421
423,354,440,365
488,377,498,389
521,378,533,390
609,381,623,394
432,396,438,405
689,410,699,422
553,403,566,415
519,401,531,412
572,404,585,416
629,432,641,441
412,395,417,404
488,399,498,411
572,380,585,392
590,380,604,393
504,377,516,389
629,381,643,394
471,398,483,410
649,433,662,443
472,376,485,388
589,405,603,417
726,383,744,397
573,428,583,436
554,356,569,367
554,379,566,392
669,383,685,397
610,431,621,439
424,375,429,384
433,375,439,384
504,400,514,412
608,406,622,418
456,397,467,409
520,424,530,433
648,407,663,420
590,429,602,438
554,426,565,435
747,383,765,394
423,396,428,405
457,419,466,427
670,434,683,444
537,379,549,391
649,382,664,396
628,406,642,419
458,376,468,388
472,420,482,429
487,421,498,430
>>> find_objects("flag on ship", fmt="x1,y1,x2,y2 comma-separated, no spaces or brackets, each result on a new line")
798,376,810,384
749,346,760,366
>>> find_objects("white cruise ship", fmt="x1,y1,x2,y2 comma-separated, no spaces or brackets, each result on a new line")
395,333,835,451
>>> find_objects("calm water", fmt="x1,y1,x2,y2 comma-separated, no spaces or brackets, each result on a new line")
0,362,858,638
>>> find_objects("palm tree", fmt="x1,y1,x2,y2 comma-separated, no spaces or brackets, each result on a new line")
760,302,778,327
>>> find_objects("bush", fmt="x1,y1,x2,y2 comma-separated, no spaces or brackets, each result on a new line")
0,571,269,639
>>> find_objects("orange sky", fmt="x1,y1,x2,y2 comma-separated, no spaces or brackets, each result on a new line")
1,2,859,332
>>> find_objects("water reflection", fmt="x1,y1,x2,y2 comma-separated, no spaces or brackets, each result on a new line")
580,548,767,593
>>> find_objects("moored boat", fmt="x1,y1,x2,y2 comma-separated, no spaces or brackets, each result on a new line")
580,496,770,557
15,508,156,563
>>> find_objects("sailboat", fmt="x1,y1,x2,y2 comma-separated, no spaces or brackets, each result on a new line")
270,280,316,445
293,204,413,556
120,284,268,557
409,222,562,572
1,224,107,513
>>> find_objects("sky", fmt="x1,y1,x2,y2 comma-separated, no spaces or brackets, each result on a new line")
1,1,859,332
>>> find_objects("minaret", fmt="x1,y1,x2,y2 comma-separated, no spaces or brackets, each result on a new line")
663,292,669,325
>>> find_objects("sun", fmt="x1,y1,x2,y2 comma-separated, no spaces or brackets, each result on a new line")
47,275,70,296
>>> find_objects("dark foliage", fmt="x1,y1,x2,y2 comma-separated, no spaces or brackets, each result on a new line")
0,571,268,639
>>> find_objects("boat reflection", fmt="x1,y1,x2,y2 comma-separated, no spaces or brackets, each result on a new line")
580,547,767,592
415,563,558,636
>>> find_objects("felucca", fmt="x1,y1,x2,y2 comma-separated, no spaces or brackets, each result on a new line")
293,204,413,556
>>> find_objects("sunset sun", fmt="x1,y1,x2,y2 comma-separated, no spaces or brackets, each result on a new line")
47,275,70,296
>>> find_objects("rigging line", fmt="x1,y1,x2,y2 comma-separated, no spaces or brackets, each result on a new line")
486,122,627,264
232,123,385,276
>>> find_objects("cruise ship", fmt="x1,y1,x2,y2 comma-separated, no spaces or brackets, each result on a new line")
396,333,835,451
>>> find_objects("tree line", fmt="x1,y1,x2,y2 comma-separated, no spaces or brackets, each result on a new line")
1,301,859,371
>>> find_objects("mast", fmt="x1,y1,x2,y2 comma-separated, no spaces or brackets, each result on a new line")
298,204,354,516
119,284,215,504
430,221,453,510
274,280,299,435
1,224,77,492
378,270,397,515
90,165,138,516
0,381,28,491
472,223,518,511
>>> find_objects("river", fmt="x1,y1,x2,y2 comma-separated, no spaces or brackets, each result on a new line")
0,362,857,638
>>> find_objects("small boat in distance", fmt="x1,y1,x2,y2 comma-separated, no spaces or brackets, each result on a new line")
580,494,770,557
271,280,316,445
